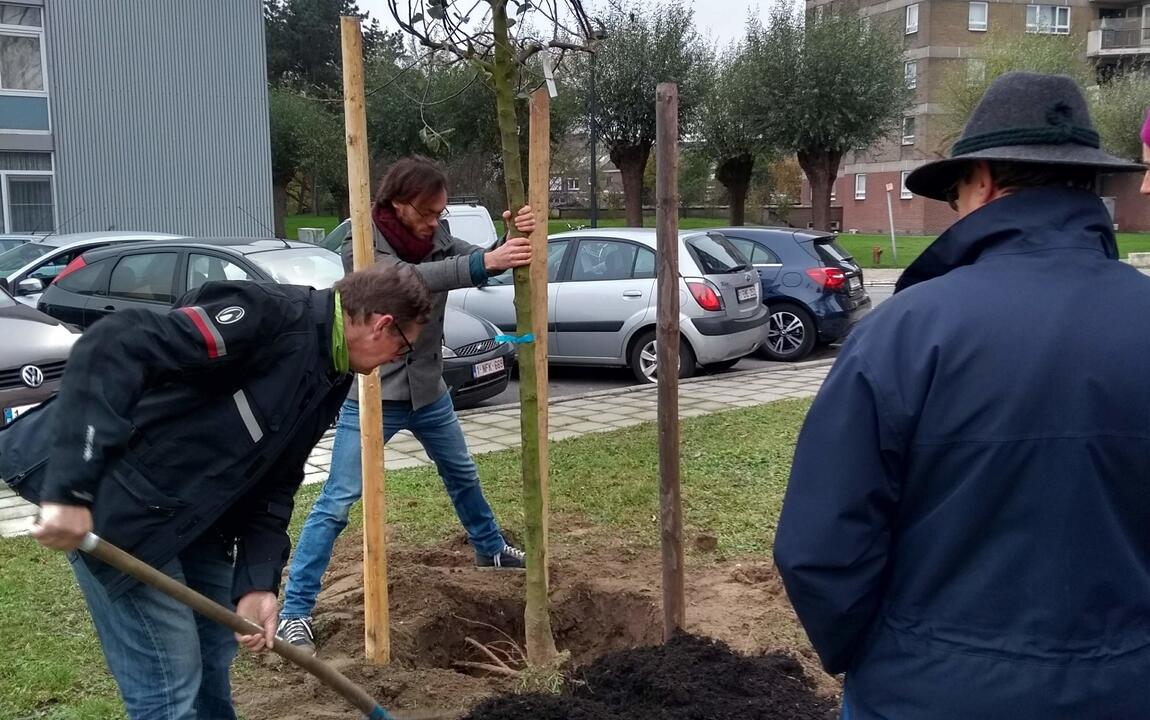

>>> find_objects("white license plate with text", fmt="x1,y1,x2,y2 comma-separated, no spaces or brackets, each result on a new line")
736,285,757,303
3,403,37,425
849,277,862,292
473,357,505,379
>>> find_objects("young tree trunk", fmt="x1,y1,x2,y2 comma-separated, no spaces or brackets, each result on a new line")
273,183,288,238
716,153,754,227
797,149,842,232
610,143,651,227
490,0,558,666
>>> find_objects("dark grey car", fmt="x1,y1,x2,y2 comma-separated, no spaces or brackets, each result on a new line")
0,285,76,426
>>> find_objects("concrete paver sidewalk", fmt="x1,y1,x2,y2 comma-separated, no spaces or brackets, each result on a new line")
0,361,834,536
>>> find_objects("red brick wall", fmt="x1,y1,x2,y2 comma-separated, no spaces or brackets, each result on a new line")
829,171,957,235
1101,173,1150,232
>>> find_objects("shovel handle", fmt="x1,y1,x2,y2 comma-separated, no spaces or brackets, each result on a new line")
79,533,393,720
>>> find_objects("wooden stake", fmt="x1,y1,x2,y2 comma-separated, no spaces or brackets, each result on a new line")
340,15,389,665
520,86,558,664
655,82,685,640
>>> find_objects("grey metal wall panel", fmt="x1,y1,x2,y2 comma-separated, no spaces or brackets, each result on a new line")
0,96,49,130
45,0,273,236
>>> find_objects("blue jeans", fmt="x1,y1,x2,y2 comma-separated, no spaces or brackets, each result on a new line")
282,394,504,619
70,538,237,720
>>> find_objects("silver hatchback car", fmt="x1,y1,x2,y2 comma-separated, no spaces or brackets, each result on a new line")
448,228,768,382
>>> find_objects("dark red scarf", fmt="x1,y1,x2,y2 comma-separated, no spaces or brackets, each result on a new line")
372,204,434,263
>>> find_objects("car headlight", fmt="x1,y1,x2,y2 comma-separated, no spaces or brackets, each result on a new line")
442,345,458,359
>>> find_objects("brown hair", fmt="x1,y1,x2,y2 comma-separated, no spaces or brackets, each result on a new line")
374,155,448,207
335,264,432,327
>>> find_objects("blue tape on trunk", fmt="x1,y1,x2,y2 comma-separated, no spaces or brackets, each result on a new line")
369,706,393,720
494,332,535,344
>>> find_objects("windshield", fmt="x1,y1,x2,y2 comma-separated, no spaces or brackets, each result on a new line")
0,242,53,274
687,233,750,274
248,248,345,288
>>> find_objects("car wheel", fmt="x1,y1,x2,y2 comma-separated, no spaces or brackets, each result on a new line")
703,359,741,373
628,329,697,384
759,304,816,362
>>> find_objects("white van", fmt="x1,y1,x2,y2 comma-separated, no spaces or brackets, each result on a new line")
319,201,500,253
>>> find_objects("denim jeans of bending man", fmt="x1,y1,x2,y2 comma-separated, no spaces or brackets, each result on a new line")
281,394,504,619
70,536,238,720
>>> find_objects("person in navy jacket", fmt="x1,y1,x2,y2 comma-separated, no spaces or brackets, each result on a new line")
775,72,1150,719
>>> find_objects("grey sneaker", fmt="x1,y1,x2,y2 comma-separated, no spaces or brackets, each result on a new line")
276,616,316,655
476,543,527,570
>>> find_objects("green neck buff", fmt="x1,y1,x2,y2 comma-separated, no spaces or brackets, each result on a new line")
332,290,349,375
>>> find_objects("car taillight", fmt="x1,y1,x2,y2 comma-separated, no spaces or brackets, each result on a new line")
53,256,86,284
687,280,724,311
806,267,846,292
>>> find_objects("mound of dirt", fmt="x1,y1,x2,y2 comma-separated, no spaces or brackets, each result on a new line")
464,633,836,720
233,533,839,719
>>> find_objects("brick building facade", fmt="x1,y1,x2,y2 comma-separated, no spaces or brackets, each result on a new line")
801,0,1148,235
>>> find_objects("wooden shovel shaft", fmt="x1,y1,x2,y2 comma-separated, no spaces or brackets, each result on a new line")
79,533,391,720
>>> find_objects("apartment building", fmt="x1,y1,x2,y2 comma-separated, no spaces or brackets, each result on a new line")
0,0,272,236
803,0,1148,234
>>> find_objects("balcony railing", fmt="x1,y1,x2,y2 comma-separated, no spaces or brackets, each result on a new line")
1091,17,1150,50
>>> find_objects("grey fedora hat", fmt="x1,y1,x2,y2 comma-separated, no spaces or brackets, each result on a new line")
906,71,1145,201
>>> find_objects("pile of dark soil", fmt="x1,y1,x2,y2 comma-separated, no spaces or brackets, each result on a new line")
464,633,837,720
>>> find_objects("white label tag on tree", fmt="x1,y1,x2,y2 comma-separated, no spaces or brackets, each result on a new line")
542,54,558,98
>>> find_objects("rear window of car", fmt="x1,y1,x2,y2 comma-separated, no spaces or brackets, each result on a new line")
816,238,854,263
56,258,110,295
0,242,52,274
248,248,345,288
686,233,750,274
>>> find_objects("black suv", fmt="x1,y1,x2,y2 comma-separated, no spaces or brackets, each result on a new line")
713,227,872,361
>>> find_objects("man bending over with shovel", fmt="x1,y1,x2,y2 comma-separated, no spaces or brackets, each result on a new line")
0,263,431,719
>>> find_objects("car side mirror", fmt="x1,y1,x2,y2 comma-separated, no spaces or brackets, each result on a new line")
15,278,44,295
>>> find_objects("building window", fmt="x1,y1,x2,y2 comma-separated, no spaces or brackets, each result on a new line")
967,58,987,85
566,177,580,191
901,171,913,199
902,116,916,146
1026,5,1070,34
831,182,837,201
969,1,989,30
905,60,918,89
0,3,45,93
906,3,920,34
0,151,54,232
854,174,866,200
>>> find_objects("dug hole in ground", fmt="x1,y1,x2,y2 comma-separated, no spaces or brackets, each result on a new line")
234,529,841,719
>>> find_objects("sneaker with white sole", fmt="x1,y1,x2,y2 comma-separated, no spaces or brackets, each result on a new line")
276,616,316,655
476,543,527,570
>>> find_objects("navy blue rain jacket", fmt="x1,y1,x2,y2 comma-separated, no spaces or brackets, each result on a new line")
774,187,1150,718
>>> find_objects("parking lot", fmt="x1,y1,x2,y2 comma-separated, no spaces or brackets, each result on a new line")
472,286,893,407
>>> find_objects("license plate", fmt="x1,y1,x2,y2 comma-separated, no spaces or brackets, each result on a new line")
736,285,756,303
472,357,505,379
849,277,862,291
3,403,36,425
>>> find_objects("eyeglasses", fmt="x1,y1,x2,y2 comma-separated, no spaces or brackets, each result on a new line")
405,202,445,223
395,323,414,357
944,183,960,212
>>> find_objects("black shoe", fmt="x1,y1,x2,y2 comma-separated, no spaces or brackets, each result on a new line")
276,616,316,655
476,544,527,570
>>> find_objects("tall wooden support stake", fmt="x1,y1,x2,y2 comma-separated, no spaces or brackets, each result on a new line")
340,16,389,665
655,82,685,640
520,87,558,664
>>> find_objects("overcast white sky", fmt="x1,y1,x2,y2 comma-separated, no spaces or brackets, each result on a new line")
357,0,771,47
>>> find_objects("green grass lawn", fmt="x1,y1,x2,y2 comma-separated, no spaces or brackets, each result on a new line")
0,398,811,719
284,214,341,242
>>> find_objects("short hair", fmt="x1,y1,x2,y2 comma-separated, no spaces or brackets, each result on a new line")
334,264,432,327
374,156,448,207
961,160,1097,194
